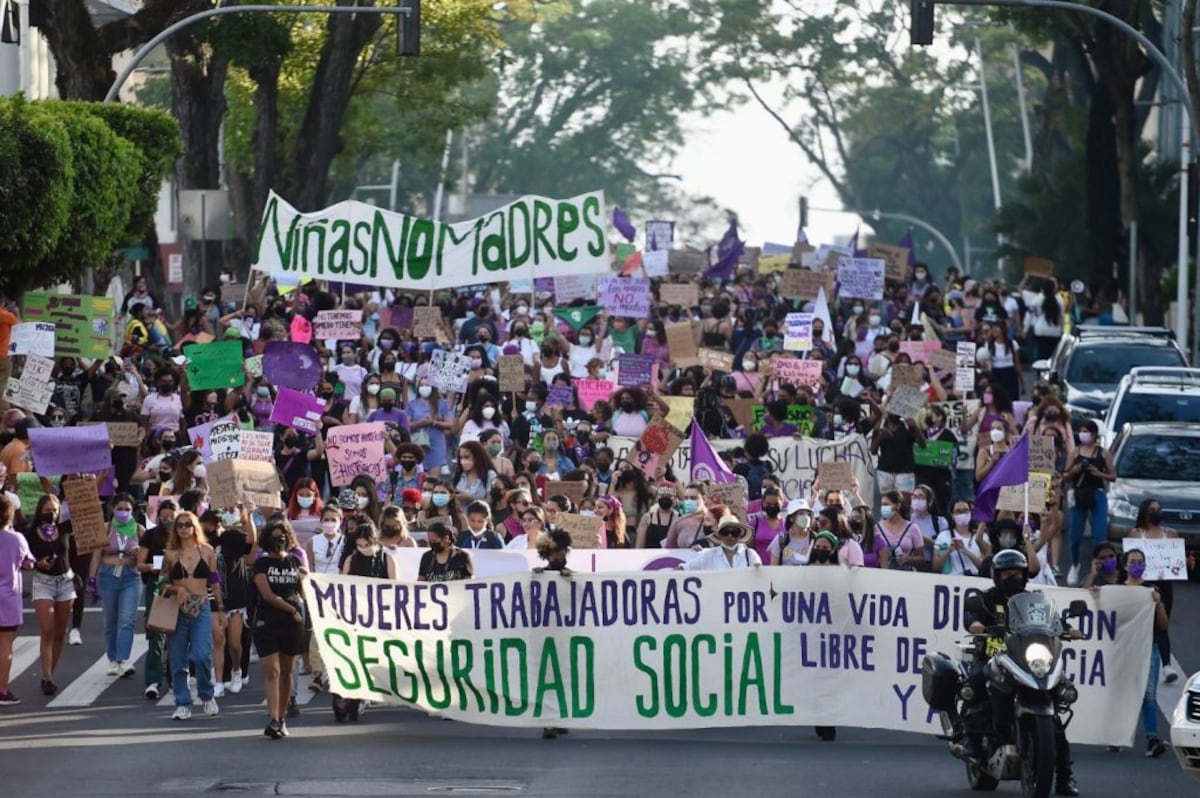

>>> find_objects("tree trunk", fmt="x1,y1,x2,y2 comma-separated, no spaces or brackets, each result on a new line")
40,0,110,99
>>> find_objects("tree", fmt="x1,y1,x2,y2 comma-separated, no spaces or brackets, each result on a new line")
0,99,180,298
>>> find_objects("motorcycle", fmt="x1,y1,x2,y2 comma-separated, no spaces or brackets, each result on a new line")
921,592,1087,798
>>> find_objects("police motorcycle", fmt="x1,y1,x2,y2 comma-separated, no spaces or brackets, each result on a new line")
921,555,1087,798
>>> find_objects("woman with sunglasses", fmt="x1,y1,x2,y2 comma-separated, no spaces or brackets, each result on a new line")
680,517,762,570
160,510,221,720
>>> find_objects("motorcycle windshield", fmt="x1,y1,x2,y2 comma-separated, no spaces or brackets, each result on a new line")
1005,592,1062,636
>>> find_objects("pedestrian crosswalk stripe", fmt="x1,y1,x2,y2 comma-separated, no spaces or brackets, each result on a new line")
10,637,41,683
47,638,149,708
1157,655,1188,721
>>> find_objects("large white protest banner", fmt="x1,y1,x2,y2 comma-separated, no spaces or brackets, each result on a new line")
252,190,609,291
307,568,1152,745
609,434,877,509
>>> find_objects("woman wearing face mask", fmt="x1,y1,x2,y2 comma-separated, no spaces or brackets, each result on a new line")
420,483,467,532
252,519,311,737
731,352,766,397
242,381,273,430
458,501,505,549
375,352,403,388
532,431,575,482
348,475,384,521
664,484,714,550
160,510,222,720
768,499,814,566
873,491,925,571
334,347,368,403
974,420,1013,483
285,478,323,524
419,522,473,581
207,503,257,697
24,495,75,696
460,395,509,446
90,492,143,679
366,387,408,431
748,488,787,563
976,322,1023,399
508,316,540,367
635,484,680,549
369,329,402,373
610,388,651,438
274,428,325,506
346,374,382,425
906,484,947,568
964,383,1016,439
1063,419,1114,587
140,369,185,435
933,499,988,576
478,429,515,478
406,381,453,474
566,325,603,379
914,405,956,508
1128,498,1180,683
452,441,499,503
534,339,568,386
162,450,205,496
186,389,225,428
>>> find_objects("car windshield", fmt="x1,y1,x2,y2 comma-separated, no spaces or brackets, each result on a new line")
1066,344,1184,385
1006,592,1061,635
1116,433,1200,481
1111,392,1200,429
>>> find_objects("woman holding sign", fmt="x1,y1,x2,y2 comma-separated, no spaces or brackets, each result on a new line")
1128,499,1181,684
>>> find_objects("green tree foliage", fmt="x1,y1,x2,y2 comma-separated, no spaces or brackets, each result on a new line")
0,99,180,297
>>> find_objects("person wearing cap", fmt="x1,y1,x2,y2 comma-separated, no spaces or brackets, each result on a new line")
399,488,423,525
768,499,814,566
366,387,408,430
680,516,762,570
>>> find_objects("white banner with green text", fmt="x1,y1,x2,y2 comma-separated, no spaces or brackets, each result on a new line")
252,189,609,291
306,568,1153,746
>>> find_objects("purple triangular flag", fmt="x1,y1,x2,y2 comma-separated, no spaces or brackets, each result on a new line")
899,230,916,266
613,206,636,242
688,420,737,484
703,217,744,281
972,433,1030,523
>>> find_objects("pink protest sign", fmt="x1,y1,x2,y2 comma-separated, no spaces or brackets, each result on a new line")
290,316,313,344
269,387,324,435
326,422,387,487
575,379,614,411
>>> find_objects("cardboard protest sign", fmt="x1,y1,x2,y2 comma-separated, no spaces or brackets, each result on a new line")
668,247,708,274
890,363,924,389
62,478,107,555
5,354,55,413
1027,435,1057,473
696,348,735,372
642,249,669,278
997,472,1051,513
929,347,958,373
428,349,472,394
238,430,275,462
269,387,325,435
617,354,654,387
497,355,525,393
955,342,977,393
784,313,813,352
207,458,283,509
659,283,699,308
1023,256,1055,278
887,385,928,419
867,243,911,283
545,384,574,408
835,258,886,300
779,269,826,301
662,396,695,431
184,340,246,391
724,398,758,431
599,277,651,318
665,321,698,367
554,274,600,304
312,310,363,340
913,440,957,468
635,417,686,463
544,481,588,510
899,340,941,363
104,422,141,449
413,307,442,339
326,423,387,487
8,322,56,357
575,379,614,411
262,341,322,391
1122,538,1187,581
555,512,603,549
705,481,747,521
220,282,246,306
817,461,854,491
187,413,239,460
29,424,112,477
22,292,114,358
772,356,822,388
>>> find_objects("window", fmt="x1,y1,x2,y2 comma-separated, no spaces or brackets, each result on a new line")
1116,434,1200,481
1066,345,1185,385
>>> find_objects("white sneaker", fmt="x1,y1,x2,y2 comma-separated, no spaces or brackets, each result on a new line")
1163,663,1181,684
1066,564,1080,587
213,681,225,698
203,698,219,716
106,662,120,676
67,629,82,646
230,670,243,694
172,705,192,721
120,662,136,678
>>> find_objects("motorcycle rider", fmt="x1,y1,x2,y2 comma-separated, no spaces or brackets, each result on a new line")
961,549,1080,797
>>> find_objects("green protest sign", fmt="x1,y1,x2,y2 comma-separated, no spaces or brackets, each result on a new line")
22,292,115,359
16,472,58,516
252,190,609,291
184,340,247,391
913,440,956,468
751,404,814,436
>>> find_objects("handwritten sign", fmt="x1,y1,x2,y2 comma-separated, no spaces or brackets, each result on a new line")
269,387,324,435
545,384,575,408
238,430,275,462
668,247,708,275
313,310,362,340
997,472,1051,513
1122,538,1187,581
575,379,613,412
544,481,588,510
208,417,243,462
867,243,910,283
428,349,472,394
327,422,387,487
1023,256,1055,278
929,347,958,373
104,422,141,449
599,277,651,318
779,269,826,301
900,340,941,364
21,292,114,358
412,306,442,339
887,385,928,419
62,478,107,555
555,512,603,549
497,355,525,393
772,356,822,388
5,354,55,413
8,322,56,357
617,354,654,387
1029,435,1057,473
784,313,813,352
665,321,698,367
659,283,699,308
817,462,854,491
697,348,735,372
913,440,956,468
955,342,977,394
705,481,747,521
890,363,924,389
207,459,283,509
836,257,886,300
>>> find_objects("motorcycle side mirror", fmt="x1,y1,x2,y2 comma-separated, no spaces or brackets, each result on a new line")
1067,600,1088,618
964,594,984,614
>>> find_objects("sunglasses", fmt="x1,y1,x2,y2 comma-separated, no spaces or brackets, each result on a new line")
51,415,65,421
718,529,741,538
175,521,193,529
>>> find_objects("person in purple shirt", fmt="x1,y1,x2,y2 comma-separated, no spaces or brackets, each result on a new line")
366,387,409,430
759,400,798,437
0,496,35,704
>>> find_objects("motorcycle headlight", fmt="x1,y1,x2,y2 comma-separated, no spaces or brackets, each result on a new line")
1108,498,1137,520
1025,643,1053,678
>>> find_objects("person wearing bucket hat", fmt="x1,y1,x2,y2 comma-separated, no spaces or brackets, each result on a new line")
769,498,814,566
680,516,761,571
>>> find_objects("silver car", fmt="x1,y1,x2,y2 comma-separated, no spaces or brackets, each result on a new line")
1105,422,1200,556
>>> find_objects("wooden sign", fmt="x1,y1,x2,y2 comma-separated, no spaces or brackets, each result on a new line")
817,461,854,491
867,243,911,283
543,480,588,510
555,512,603,549
62,477,107,555
665,321,698,367
1023,256,1055,278
697,347,735,372
497,355,525,393
659,283,699,308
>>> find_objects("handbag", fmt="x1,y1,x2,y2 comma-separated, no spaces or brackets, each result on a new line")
147,593,179,633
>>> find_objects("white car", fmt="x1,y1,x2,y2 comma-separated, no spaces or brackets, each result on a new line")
1172,671,1200,782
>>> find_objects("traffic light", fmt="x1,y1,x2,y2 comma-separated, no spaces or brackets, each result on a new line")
397,0,420,57
911,0,935,46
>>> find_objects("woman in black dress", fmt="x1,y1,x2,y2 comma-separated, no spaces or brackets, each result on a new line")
252,519,310,739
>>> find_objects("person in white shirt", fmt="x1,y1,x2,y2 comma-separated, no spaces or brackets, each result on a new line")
932,500,988,576
306,507,345,576
682,517,762,570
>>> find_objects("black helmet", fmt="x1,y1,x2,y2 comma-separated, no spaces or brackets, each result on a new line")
992,549,1029,591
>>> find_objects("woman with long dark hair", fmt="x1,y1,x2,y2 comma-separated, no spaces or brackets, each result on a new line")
451,441,497,503
252,518,310,738
24,494,74,696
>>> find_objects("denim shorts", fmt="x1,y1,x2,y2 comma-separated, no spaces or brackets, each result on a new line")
31,572,77,603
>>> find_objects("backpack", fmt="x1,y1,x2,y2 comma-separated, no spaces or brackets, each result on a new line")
744,459,772,500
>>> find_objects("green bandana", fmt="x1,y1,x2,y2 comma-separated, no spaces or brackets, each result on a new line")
553,306,603,332
114,519,139,539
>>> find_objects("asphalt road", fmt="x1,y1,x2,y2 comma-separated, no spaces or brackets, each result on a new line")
2,581,1198,798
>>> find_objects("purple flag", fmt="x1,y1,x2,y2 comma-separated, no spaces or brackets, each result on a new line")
703,218,744,281
613,206,636,242
848,225,868,258
263,341,322,391
972,433,1030,523
688,420,737,485
899,231,916,266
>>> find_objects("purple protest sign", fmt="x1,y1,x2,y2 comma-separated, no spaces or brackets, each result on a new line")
534,278,554,295
262,341,322,391
599,277,652,317
388,305,414,331
545,384,575,408
29,424,113,477
269,387,325,434
617,354,654,387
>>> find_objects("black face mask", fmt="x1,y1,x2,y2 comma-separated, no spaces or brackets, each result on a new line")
1147,510,1163,526
763,505,781,518
657,497,674,510
428,540,444,554
999,575,1026,597
811,548,832,564
268,536,287,553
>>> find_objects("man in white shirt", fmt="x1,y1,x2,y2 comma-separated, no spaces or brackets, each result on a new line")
682,517,762,570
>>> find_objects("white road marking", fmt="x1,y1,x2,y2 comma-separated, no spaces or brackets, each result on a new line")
47,638,148,708
8,637,41,683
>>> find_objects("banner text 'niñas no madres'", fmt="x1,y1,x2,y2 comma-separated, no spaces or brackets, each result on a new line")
252,190,608,291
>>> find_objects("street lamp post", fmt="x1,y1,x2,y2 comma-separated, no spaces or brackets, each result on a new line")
808,205,965,273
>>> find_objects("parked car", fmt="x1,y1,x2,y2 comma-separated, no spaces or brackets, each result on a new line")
1031,326,1187,427
1171,671,1200,783
1105,423,1200,555
1101,368,1200,447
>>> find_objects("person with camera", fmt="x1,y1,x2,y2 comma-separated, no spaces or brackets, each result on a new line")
1063,419,1114,586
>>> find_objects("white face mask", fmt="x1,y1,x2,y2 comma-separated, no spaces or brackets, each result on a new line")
869,315,882,327
953,513,971,529
911,499,927,514
515,306,528,316
846,364,860,376
990,429,1006,443
356,496,370,509
721,542,739,552
743,359,757,372
418,386,432,398
1078,432,1094,445
321,520,340,535
482,406,496,420
297,495,314,509
367,384,381,395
